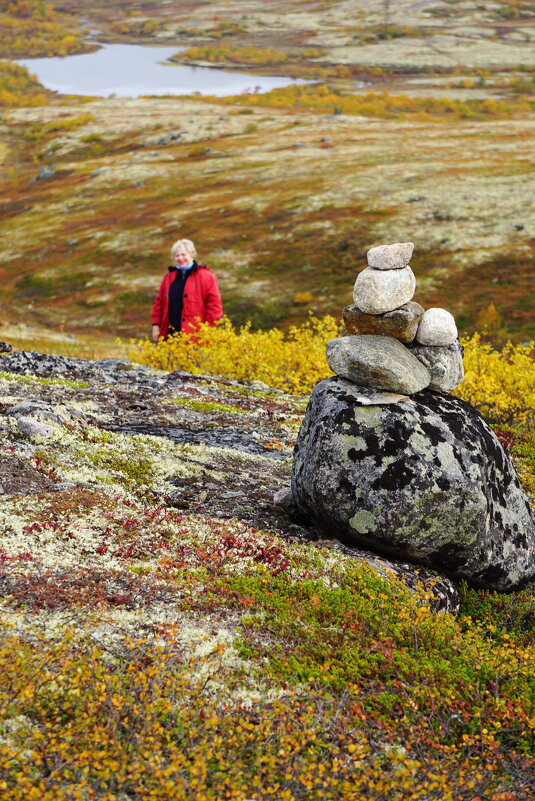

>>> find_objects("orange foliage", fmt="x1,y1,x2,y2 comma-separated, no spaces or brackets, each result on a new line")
0,0,85,58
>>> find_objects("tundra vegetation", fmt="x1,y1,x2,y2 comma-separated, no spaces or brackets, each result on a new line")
0,1,534,798
0,337,534,800
0,0,535,349
0,0,87,58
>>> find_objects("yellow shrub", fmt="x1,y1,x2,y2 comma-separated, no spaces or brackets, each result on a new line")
40,113,96,133
0,0,85,58
178,44,288,66
130,325,535,426
0,58,49,106
292,290,315,305
455,334,535,428
209,85,535,121
128,315,342,395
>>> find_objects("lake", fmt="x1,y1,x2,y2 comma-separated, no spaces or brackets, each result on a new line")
16,43,310,98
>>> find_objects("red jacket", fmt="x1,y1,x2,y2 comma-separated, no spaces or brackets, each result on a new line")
151,264,223,339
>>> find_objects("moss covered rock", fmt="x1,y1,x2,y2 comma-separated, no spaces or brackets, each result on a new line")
292,376,535,591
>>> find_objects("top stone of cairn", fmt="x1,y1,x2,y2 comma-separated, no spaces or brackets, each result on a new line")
367,242,414,271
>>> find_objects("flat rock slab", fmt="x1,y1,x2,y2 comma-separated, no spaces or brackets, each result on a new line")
292,377,535,591
353,265,416,315
108,422,288,459
0,350,464,612
343,301,424,343
326,335,430,395
334,380,410,405
0,453,58,495
367,242,414,270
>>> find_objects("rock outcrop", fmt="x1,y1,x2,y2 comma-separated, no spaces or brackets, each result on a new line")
0,348,459,612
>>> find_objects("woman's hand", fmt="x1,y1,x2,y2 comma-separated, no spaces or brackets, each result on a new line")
151,325,160,343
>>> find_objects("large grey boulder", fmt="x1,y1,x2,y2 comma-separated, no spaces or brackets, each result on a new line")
292,376,535,591
353,266,416,314
343,301,424,343
408,340,464,392
326,335,430,395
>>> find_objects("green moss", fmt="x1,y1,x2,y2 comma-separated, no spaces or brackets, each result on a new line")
170,398,249,414
81,446,154,487
0,372,88,389
128,565,153,575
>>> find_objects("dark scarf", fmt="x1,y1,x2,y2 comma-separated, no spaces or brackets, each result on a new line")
168,261,197,333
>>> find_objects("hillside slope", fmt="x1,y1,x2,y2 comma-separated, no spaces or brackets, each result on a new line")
1,96,534,347
0,348,533,798
0,0,534,351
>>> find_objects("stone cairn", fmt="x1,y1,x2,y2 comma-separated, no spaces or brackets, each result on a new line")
326,242,464,397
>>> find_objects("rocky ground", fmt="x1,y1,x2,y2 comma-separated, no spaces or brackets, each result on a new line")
0,7,534,795
0,347,459,652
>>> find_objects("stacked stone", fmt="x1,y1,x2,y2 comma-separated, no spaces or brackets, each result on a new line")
326,242,464,396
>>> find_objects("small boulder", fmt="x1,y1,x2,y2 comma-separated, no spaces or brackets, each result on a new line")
292,377,535,591
367,242,414,270
416,308,458,346
326,335,430,395
17,416,54,438
6,401,88,429
353,266,416,315
343,301,424,343
408,340,464,392
272,487,294,508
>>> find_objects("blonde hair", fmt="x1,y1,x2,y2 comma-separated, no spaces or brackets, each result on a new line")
171,238,197,259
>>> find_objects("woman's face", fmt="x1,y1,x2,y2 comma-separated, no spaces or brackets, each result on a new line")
174,246,192,267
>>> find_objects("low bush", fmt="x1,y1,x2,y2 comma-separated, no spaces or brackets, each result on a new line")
128,315,342,395
0,0,85,58
0,59,48,106
129,323,535,428
177,44,289,66
455,334,535,430
25,113,96,139
211,84,535,121
0,558,533,800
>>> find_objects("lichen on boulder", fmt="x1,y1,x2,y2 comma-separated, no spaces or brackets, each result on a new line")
292,376,535,591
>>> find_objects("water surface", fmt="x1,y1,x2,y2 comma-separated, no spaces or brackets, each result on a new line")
16,43,309,98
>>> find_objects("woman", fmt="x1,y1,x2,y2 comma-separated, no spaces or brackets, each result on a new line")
151,238,223,342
